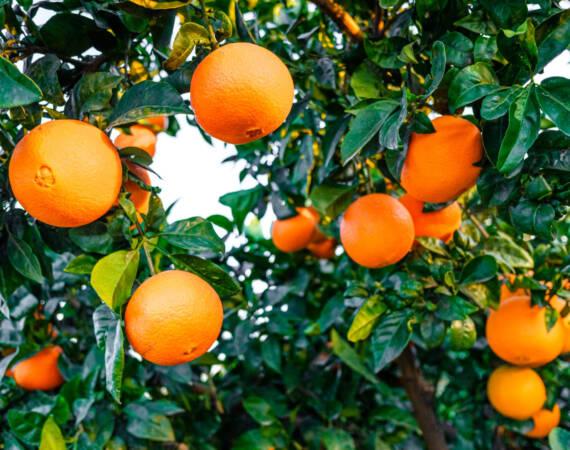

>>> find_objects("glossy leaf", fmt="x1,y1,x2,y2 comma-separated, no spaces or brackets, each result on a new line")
481,86,523,120
347,295,386,342
460,255,498,284
535,77,570,136
331,329,379,384
163,22,209,71
7,235,43,284
371,311,412,372
39,417,65,450
448,63,500,112
64,254,97,275
437,296,478,321
161,217,224,253
0,57,42,108
310,183,356,219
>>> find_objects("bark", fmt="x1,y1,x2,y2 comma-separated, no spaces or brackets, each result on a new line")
309,0,364,42
396,345,448,450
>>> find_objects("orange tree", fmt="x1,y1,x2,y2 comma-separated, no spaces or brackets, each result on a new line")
0,0,569,449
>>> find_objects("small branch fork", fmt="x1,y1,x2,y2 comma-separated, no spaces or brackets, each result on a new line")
309,0,364,42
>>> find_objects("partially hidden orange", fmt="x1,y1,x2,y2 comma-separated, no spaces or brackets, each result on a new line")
486,296,564,366
123,162,151,215
190,43,294,145
9,120,122,228
13,346,64,391
125,270,223,366
272,207,319,253
140,116,168,133
398,193,461,242
401,115,483,203
307,238,338,259
487,365,546,420
114,124,157,157
340,193,414,268
526,404,560,438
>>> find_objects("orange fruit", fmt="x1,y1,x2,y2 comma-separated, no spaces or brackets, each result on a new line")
114,124,157,157
125,270,223,366
9,120,122,228
487,365,546,420
561,316,570,354
526,404,561,438
13,346,64,391
272,207,319,253
123,162,151,215
401,115,483,203
340,193,414,268
486,296,564,366
398,193,461,242
190,43,294,145
140,116,168,133
307,238,337,259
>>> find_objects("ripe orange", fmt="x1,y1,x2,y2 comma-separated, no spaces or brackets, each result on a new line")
114,124,157,157
125,270,223,366
561,316,570,354
398,193,461,242
13,346,64,391
190,43,294,144
486,296,564,366
307,238,337,259
487,365,546,420
9,120,122,228
272,207,319,253
123,162,151,215
526,404,561,438
340,193,414,268
401,115,483,203
140,116,168,133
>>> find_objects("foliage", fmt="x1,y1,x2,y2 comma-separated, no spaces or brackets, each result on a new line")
0,0,568,449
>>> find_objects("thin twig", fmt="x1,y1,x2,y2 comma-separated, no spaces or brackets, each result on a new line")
468,213,490,239
143,242,157,276
199,0,219,49
309,0,364,42
364,164,374,194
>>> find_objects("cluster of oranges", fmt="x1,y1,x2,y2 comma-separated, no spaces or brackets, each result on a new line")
272,116,481,268
486,276,569,438
5,42,296,390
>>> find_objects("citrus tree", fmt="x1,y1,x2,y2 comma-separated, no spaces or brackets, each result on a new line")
0,0,569,449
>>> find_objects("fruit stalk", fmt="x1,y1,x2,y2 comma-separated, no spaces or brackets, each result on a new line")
199,0,219,49
396,345,448,450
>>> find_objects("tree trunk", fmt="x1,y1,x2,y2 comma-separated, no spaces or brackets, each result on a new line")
396,345,448,450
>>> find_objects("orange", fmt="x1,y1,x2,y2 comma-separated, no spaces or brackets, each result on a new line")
9,120,122,228
123,162,151,215
125,270,223,366
140,116,168,133
401,115,483,203
272,207,319,253
398,193,461,242
190,43,294,144
487,365,546,420
526,404,561,438
114,124,157,157
561,315,570,354
340,193,414,268
307,238,337,259
13,346,64,391
486,296,564,366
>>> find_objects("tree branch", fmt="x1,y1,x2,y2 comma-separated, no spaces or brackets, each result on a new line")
309,0,364,42
396,345,448,450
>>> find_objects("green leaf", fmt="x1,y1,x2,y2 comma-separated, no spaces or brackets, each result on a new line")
549,427,570,450
364,37,406,69
7,235,43,283
510,200,556,238
161,217,224,253
497,86,541,173
536,77,570,136
448,63,500,112
379,90,407,150
310,183,356,219
454,10,498,35
340,100,398,164
331,329,379,384
411,111,435,134
436,295,478,321
243,397,277,426
25,55,64,106
163,22,209,71
483,232,533,270
460,255,497,284
0,292,9,319
105,315,124,403
375,405,419,430
347,295,387,342
125,404,174,441
474,36,498,62
261,337,282,373
7,410,45,445
449,317,477,350
371,311,412,372
219,186,264,232
39,417,65,450
419,314,446,348
416,0,448,20
0,57,42,108
350,63,383,99
64,254,97,275
127,0,192,9
168,254,240,297
68,72,122,119
90,250,140,310
322,428,355,450
535,9,570,72
480,0,527,29
69,222,113,254
481,86,523,120
107,81,190,129
423,41,446,100
497,18,538,70
440,31,473,67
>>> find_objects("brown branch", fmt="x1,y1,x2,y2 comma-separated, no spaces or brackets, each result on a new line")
309,0,364,42
396,345,448,450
